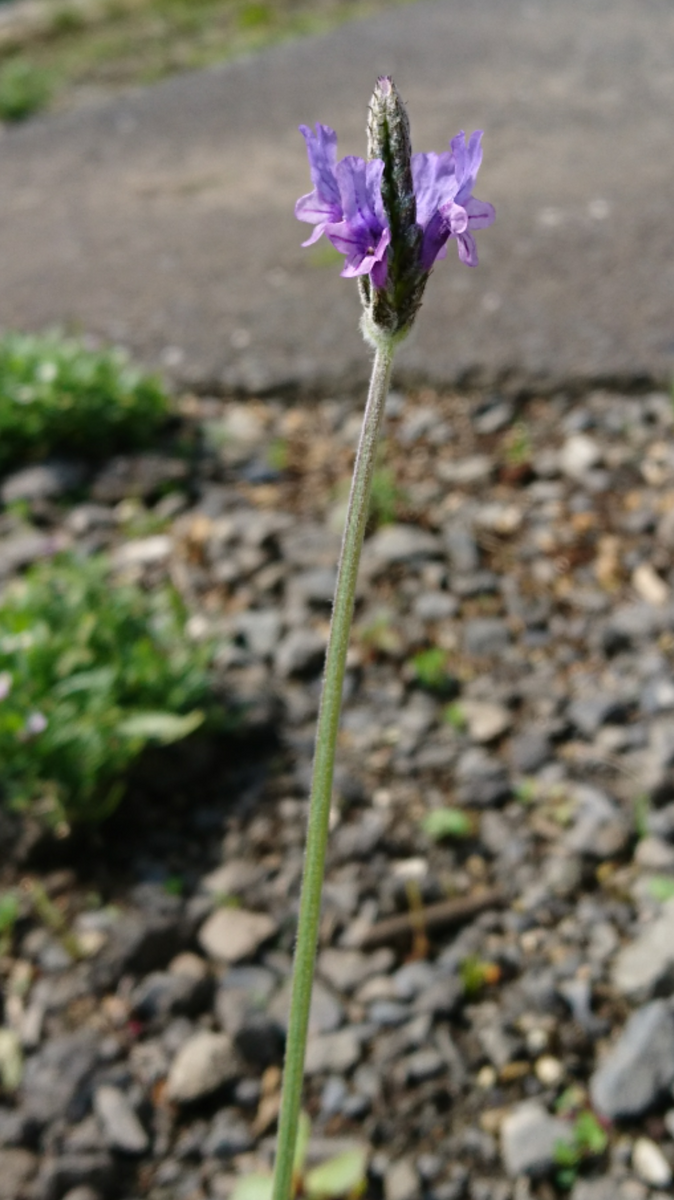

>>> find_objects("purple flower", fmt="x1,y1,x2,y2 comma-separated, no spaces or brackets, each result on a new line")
296,80,495,338
295,123,390,284
414,131,495,269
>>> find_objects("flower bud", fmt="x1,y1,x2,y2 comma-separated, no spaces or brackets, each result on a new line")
360,76,425,341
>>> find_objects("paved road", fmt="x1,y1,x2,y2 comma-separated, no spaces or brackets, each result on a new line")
0,0,672,392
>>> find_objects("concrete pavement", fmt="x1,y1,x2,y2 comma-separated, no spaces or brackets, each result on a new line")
0,0,672,392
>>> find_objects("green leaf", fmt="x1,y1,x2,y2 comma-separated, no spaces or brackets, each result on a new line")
646,875,674,902
293,1110,312,1177
305,1148,368,1198
553,1138,579,1168
116,709,204,743
230,1175,274,1200
421,807,473,841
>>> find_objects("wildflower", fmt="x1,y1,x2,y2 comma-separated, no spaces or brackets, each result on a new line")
413,131,496,270
295,124,390,285
24,711,47,736
295,77,494,339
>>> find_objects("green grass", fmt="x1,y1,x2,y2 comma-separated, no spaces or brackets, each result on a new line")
0,331,169,474
0,0,421,119
0,553,216,828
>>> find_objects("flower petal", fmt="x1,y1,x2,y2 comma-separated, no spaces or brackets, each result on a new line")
464,196,496,230
299,123,341,208
456,230,479,267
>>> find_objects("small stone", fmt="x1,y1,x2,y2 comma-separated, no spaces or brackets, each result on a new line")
112,534,172,568
632,563,670,606
0,1149,37,1200
535,1056,564,1086
198,908,277,963
612,897,674,1001
166,1031,238,1103
559,434,601,478
304,1029,362,1076
35,1154,113,1200
437,455,492,486
365,524,442,569
632,1137,672,1187
93,1085,149,1154
318,947,395,993
269,978,343,1035
384,1158,418,1200
202,1111,254,1158
634,836,674,870
201,861,262,898
21,1030,99,1127
464,618,511,657
461,700,512,743
501,1101,571,1177
274,628,326,677
590,1000,674,1118
1,461,84,504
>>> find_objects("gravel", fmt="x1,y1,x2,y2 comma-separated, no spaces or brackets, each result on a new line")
4,381,674,1198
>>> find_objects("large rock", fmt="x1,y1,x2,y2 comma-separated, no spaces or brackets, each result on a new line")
590,1000,674,1118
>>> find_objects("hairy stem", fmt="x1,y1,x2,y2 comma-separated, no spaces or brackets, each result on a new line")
272,339,395,1200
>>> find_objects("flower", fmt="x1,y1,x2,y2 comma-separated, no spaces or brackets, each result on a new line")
295,124,390,285
0,671,11,701
413,131,495,270
24,711,47,736
296,79,495,338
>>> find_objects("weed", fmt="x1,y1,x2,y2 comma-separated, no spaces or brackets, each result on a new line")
0,58,52,121
410,646,454,694
421,807,474,841
0,891,19,955
459,955,500,995
554,1103,609,1189
502,421,532,466
443,701,466,731
0,553,215,828
0,331,169,474
646,875,674,902
231,1110,367,1200
368,465,403,528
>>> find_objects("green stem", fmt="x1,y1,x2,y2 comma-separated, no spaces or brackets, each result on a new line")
272,339,395,1200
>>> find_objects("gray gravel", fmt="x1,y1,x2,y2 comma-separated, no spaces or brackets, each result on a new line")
3,379,674,1198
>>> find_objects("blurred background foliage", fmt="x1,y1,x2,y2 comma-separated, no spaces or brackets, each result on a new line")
0,0,416,121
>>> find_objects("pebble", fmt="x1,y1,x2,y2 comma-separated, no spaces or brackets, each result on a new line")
590,1000,674,1118
461,700,512,743
1,461,85,503
632,1137,672,1187
166,1031,238,1103
274,628,326,677
198,908,277,964
365,523,442,568
612,897,674,1000
384,1158,419,1200
500,1101,571,1177
0,1149,37,1200
304,1029,362,1076
93,1085,149,1154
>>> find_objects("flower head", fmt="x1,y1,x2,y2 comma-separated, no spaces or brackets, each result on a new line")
295,124,390,284
296,79,495,341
